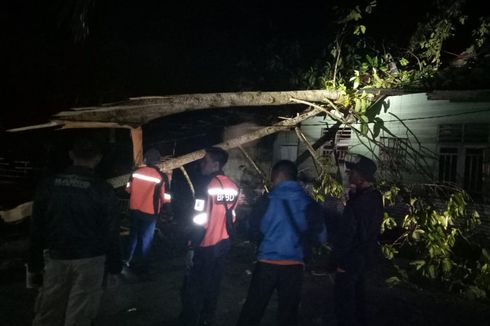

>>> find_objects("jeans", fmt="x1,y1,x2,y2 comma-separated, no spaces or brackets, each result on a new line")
32,253,106,326
237,262,304,326
126,210,157,269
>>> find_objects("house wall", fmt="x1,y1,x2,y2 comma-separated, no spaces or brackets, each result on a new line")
273,92,490,198
371,93,490,186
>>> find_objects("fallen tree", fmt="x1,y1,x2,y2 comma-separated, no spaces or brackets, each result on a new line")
8,90,342,131
107,105,324,187
1,105,323,223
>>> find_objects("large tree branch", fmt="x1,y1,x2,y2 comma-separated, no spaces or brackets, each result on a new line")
107,106,324,188
1,105,324,223
294,127,323,175
53,90,341,126
295,121,341,165
238,145,270,193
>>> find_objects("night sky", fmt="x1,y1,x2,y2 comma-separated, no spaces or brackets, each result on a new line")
2,0,448,128
1,0,488,152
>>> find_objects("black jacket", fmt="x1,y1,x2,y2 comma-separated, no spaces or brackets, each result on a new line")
29,165,122,274
332,186,383,271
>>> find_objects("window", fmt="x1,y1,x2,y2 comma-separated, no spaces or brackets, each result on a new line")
438,124,463,143
280,145,298,161
484,149,490,203
438,123,489,143
279,132,298,161
464,148,483,194
464,124,489,143
439,148,458,183
320,127,351,161
438,123,489,197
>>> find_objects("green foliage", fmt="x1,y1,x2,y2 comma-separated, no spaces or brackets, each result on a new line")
473,17,490,48
299,0,490,123
472,249,490,298
297,0,490,301
409,0,466,67
380,185,489,299
311,157,344,201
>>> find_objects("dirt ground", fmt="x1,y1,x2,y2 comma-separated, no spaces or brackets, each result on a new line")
1,220,490,326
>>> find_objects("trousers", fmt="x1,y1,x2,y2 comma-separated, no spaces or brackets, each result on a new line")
32,253,106,326
180,240,229,326
334,265,367,326
126,210,157,269
237,262,304,326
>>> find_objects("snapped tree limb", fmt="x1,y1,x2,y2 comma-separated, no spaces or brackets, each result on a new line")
53,90,341,126
108,105,324,188
1,104,323,223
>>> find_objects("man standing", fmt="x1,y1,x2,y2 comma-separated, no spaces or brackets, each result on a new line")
237,160,327,326
180,147,240,326
125,148,172,273
28,136,122,326
332,154,384,326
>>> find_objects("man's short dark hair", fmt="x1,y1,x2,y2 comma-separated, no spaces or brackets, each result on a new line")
205,147,229,169
272,160,298,181
144,148,161,166
71,137,102,160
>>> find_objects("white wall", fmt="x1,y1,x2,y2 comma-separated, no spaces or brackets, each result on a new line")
273,92,490,187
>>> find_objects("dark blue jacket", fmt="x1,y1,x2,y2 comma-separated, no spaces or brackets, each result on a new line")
332,186,383,271
29,165,122,274
251,181,327,262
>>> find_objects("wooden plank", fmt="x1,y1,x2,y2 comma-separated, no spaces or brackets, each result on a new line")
130,127,143,166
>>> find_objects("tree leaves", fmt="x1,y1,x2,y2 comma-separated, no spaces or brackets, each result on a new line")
380,185,488,298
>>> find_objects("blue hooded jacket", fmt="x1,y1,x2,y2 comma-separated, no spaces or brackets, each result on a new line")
256,181,327,262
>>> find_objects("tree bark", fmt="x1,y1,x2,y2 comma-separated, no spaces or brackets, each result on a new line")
1,103,324,223
107,106,324,188
238,145,269,193
295,121,341,165
54,90,341,126
294,127,323,175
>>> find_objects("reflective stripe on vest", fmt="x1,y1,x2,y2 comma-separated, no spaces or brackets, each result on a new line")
132,173,161,184
128,167,166,215
198,175,240,247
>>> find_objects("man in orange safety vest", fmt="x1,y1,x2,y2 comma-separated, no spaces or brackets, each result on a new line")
125,148,171,273
180,147,240,326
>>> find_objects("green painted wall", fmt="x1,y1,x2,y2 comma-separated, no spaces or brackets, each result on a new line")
274,93,490,191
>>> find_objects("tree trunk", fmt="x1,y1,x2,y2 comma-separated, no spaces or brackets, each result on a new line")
107,106,324,187
54,90,340,126
1,105,324,223
295,121,341,165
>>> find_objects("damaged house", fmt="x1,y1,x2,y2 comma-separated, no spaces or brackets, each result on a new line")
273,90,490,239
